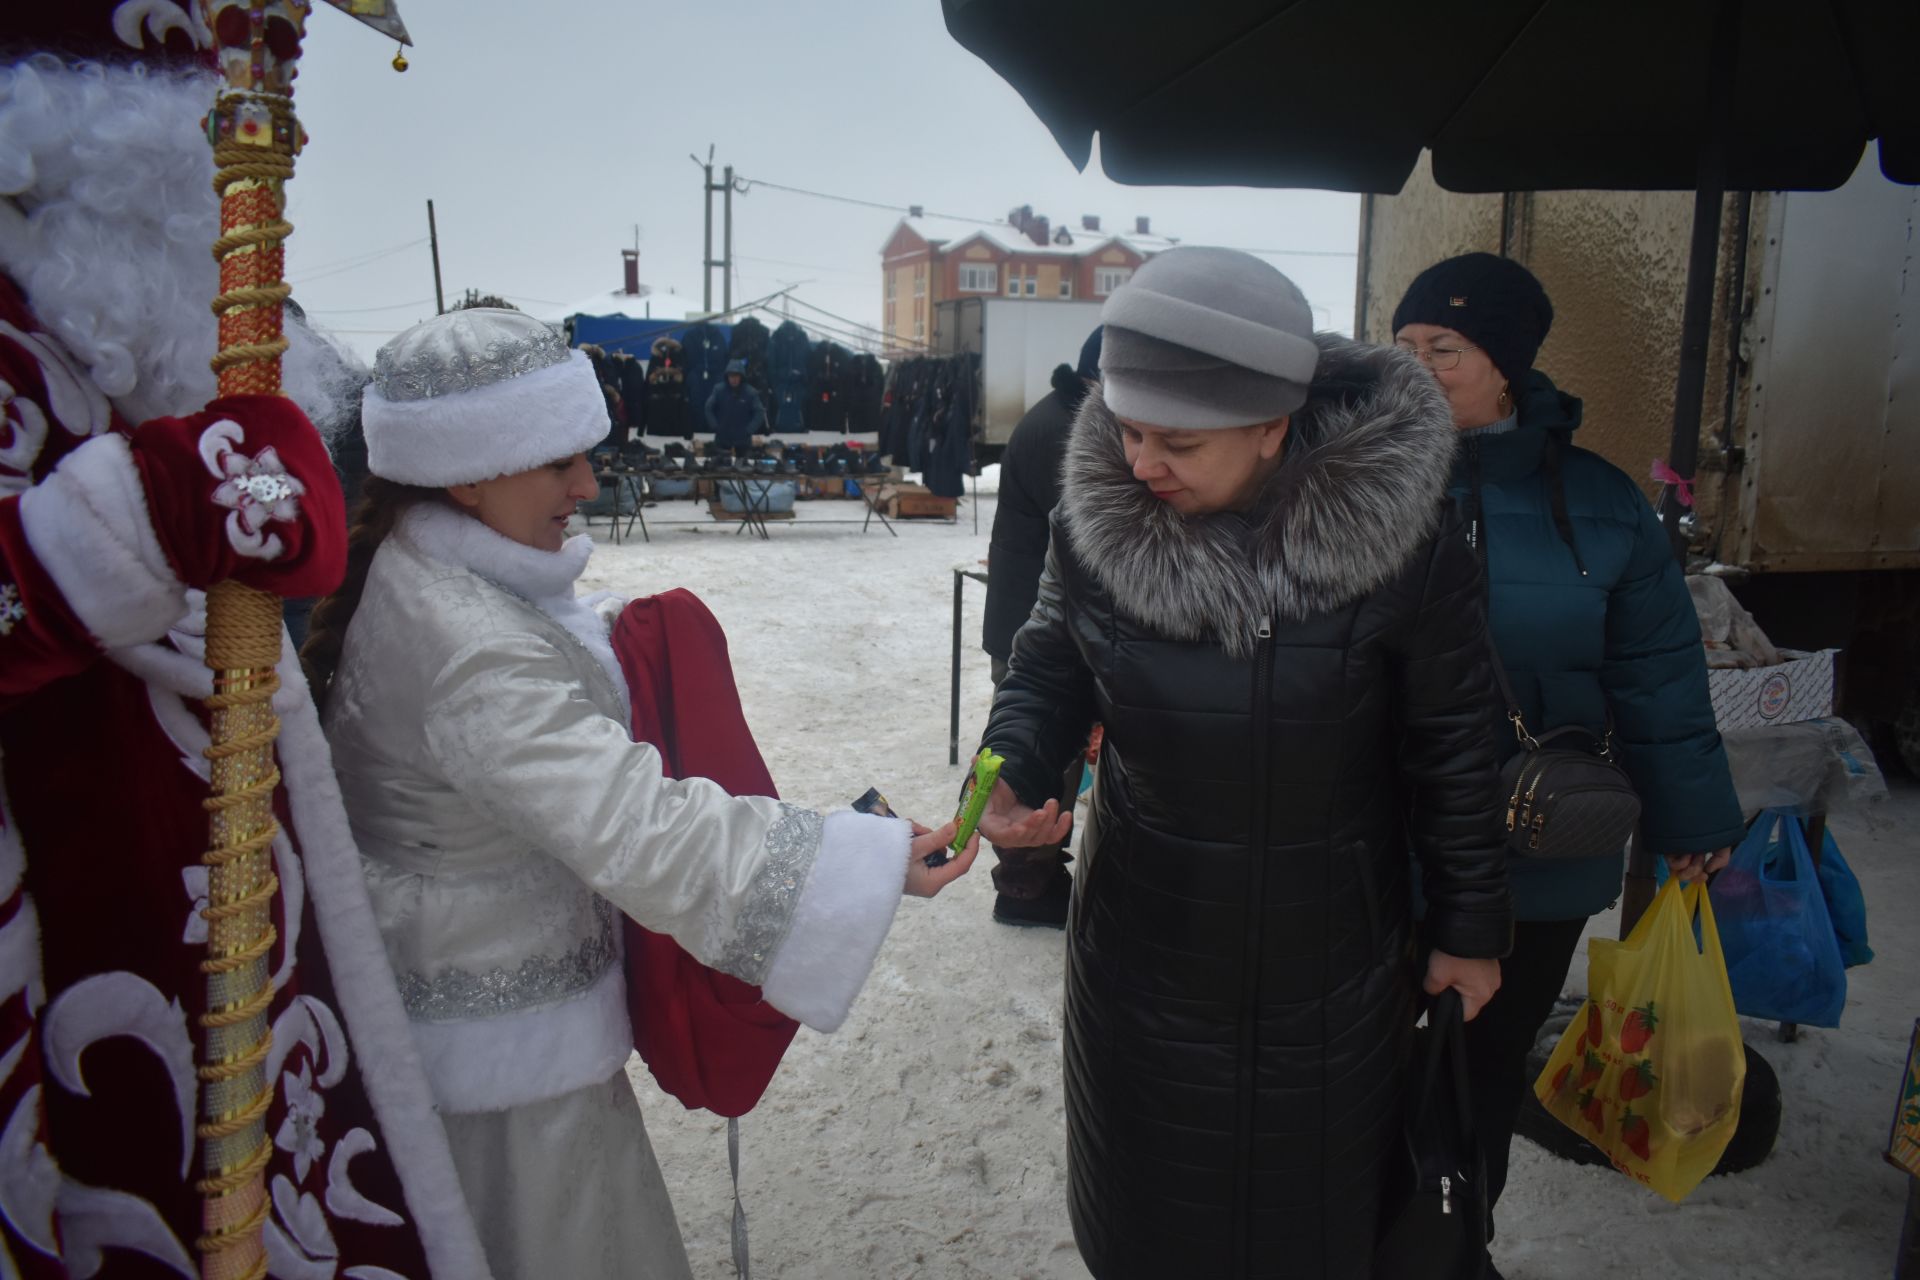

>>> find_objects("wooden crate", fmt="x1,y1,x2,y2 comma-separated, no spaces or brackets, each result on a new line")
889,492,956,520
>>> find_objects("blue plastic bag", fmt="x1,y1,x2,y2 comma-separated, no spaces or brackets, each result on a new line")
1816,829,1873,968
1708,810,1847,1027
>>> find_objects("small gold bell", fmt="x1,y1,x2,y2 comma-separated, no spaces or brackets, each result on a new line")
392,46,409,73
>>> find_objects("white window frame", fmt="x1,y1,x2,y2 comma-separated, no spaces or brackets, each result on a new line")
958,263,998,293
1059,276,1073,299
1005,268,1021,297
1024,274,1038,296
885,273,897,301
1094,266,1133,296
913,264,927,298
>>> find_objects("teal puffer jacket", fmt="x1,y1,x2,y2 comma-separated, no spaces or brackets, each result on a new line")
1453,370,1744,920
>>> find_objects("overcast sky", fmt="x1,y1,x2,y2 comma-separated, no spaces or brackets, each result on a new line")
288,0,1361,362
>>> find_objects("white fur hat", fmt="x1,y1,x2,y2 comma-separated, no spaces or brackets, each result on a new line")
362,309,606,486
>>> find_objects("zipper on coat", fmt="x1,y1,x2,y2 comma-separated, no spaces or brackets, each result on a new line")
1231,615,1275,1275
1465,438,1487,570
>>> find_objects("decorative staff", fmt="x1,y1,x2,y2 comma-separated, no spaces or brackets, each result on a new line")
194,4,409,1276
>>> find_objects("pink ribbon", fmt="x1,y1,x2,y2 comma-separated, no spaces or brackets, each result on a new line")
1651,459,1694,508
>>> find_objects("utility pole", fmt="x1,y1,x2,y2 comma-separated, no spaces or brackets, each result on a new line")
426,198,445,315
722,164,734,316
691,147,720,313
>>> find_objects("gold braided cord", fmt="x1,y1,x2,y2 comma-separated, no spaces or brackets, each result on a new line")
197,1138,273,1200
197,1082,274,1143
210,222,293,259
197,1029,272,1083
209,283,293,313
210,341,291,374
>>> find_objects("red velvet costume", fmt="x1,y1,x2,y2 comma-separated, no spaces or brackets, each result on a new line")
0,10,489,1278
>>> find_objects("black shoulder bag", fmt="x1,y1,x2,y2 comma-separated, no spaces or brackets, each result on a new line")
1488,640,1641,861
1375,989,1487,1280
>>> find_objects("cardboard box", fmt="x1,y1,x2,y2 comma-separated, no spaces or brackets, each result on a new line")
1707,648,1837,730
811,476,846,498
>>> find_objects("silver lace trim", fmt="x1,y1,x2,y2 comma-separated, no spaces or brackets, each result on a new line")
373,318,570,402
397,896,618,1022
716,803,822,986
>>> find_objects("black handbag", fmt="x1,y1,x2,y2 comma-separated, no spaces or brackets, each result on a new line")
1487,640,1641,861
1374,990,1487,1280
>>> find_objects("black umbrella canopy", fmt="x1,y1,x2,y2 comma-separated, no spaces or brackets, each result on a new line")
943,0,1920,195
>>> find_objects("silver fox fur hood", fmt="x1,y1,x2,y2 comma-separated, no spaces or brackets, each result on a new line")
1057,335,1457,660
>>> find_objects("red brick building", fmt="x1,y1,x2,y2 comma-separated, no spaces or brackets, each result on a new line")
880,206,1177,353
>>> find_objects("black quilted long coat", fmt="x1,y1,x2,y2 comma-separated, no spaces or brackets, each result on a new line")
982,337,1513,1279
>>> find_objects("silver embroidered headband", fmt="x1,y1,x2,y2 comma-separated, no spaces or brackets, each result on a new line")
362,309,607,486
372,308,571,402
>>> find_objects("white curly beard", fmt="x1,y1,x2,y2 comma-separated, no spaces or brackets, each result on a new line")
0,55,362,442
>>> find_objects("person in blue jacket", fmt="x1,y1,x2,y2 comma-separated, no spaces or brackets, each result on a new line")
1392,253,1745,1279
705,358,766,453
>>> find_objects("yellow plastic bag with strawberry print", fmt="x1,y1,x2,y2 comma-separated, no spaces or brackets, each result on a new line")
1533,878,1747,1202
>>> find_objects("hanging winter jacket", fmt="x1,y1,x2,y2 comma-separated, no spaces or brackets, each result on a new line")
645,336,689,439
769,320,811,386
848,354,885,435
921,355,973,498
982,338,1510,1280
726,316,773,404
616,354,649,438
805,342,848,434
680,323,731,425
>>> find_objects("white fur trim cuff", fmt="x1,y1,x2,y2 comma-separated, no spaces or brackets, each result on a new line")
408,962,633,1114
18,434,188,648
760,811,909,1033
363,350,607,487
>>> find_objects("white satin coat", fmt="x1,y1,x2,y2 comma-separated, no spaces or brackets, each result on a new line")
324,503,909,1114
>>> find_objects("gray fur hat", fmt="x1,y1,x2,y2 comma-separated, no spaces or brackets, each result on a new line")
1098,246,1320,429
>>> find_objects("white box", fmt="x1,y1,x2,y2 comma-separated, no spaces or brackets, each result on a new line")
1707,648,1837,731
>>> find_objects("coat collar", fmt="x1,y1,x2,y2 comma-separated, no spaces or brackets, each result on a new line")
396,503,627,707
1059,334,1458,659
399,502,592,604
1454,370,1584,486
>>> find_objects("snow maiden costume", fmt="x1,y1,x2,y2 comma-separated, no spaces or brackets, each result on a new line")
310,309,914,1280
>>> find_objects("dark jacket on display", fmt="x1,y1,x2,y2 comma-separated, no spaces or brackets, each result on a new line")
983,364,1082,660
983,338,1511,1280
1454,370,1745,921
704,380,767,450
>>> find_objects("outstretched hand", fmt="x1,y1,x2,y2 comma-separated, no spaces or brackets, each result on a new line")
903,819,979,898
974,778,1072,849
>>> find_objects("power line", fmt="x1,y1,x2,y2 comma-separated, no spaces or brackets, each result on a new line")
780,293,892,342
290,237,430,284
734,172,1354,261
306,298,435,315
734,252,869,278
733,175,1004,227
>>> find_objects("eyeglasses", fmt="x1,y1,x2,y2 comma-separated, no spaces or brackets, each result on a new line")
1393,341,1479,372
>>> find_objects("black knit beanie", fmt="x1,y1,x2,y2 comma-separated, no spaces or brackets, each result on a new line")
1390,253,1553,388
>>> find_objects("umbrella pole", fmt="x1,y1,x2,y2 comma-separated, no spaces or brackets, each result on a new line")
1656,0,1742,564
1629,1,1740,939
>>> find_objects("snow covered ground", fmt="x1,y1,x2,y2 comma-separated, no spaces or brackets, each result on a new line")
573,473,1915,1280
